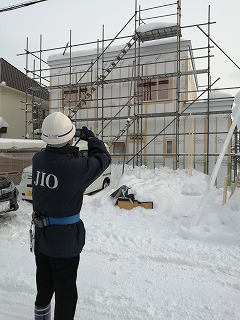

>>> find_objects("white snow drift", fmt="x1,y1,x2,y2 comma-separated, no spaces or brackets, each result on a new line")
0,164,240,320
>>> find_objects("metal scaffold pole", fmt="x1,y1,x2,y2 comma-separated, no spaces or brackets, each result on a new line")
19,0,240,185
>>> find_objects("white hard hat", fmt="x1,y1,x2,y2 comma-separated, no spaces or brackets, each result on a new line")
41,112,76,145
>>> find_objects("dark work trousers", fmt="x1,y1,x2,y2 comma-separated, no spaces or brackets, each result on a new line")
35,251,80,320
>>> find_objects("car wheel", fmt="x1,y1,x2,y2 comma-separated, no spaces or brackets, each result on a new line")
10,202,19,211
102,178,110,190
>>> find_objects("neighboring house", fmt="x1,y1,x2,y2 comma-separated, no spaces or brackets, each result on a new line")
0,58,49,139
46,25,234,186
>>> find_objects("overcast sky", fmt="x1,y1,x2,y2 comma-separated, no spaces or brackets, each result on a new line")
0,0,240,96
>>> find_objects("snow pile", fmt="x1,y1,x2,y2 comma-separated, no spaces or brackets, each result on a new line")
136,22,177,33
0,164,240,319
0,138,46,150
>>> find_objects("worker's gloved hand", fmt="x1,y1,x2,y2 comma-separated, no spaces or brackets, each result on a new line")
80,126,95,141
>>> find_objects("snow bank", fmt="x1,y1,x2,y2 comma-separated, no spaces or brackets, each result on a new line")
136,22,177,33
0,164,240,319
0,138,46,150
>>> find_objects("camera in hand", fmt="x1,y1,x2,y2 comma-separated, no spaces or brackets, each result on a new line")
75,128,83,138
75,127,95,141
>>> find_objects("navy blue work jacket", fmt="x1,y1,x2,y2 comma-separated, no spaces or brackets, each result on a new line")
32,138,111,258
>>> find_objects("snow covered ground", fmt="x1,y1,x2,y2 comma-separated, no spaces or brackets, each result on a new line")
0,164,240,320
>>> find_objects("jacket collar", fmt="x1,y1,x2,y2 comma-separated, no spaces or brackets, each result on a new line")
46,144,79,157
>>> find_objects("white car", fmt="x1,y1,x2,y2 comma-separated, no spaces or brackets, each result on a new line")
19,141,111,201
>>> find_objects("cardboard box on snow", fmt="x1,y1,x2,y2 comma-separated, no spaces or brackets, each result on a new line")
117,198,153,210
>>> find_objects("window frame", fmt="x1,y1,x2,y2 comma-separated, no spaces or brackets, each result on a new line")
0,127,7,134
62,85,90,108
137,78,169,102
163,137,176,158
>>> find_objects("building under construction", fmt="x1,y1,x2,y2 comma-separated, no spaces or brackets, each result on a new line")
21,0,240,187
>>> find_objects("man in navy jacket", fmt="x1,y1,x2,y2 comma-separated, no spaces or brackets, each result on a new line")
32,112,111,320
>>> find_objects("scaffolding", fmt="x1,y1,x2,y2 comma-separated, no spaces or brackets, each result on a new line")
19,0,240,186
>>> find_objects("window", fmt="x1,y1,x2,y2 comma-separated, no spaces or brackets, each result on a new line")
166,140,173,154
158,80,169,100
112,142,126,155
63,87,78,107
163,137,175,157
129,132,143,141
0,127,7,134
137,79,169,102
139,79,157,101
63,86,90,108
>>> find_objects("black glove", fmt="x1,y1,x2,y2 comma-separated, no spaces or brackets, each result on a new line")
80,126,95,141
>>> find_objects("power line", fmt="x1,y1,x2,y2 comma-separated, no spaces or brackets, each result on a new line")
0,0,47,13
